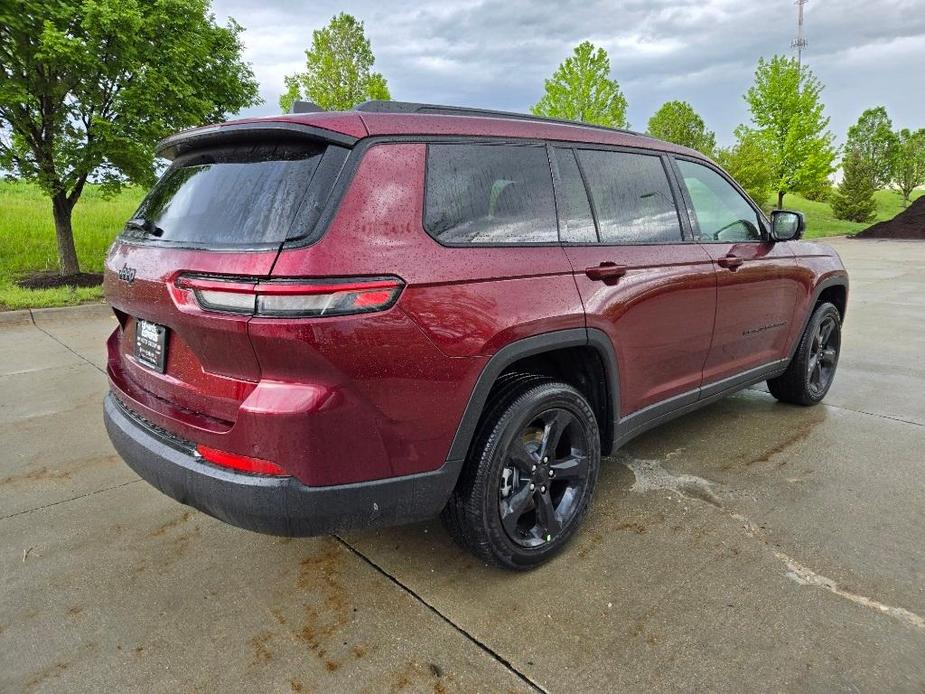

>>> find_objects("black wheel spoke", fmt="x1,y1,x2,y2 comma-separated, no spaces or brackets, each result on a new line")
535,490,562,539
550,454,587,480
819,320,834,346
500,484,534,536
538,410,570,462
508,439,537,473
807,353,819,378
810,361,822,387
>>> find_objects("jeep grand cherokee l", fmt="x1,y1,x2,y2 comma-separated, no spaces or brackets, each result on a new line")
103,101,848,569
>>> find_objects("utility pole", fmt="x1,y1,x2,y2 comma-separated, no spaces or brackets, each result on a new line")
791,0,808,68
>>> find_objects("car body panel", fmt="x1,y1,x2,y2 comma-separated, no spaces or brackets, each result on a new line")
562,243,716,415
698,239,803,385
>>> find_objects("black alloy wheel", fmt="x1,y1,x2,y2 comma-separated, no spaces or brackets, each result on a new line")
806,313,840,398
498,408,591,547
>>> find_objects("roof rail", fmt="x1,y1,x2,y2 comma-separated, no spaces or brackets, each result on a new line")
354,100,643,136
290,100,325,114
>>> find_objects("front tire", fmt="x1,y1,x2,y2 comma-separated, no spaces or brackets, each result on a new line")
441,378,601,570
768,302,841,406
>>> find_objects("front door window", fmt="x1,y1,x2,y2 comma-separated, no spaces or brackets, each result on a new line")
676,159,763,242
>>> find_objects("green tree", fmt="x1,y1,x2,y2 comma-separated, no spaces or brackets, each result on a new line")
0,0,259,276
844,107,898,189
739,55,836,209
831,150,877,222
891,128,925,206
280,13,390,113
798,178,834,202
646,100,716,155
531,41,628,128
715,128,776,207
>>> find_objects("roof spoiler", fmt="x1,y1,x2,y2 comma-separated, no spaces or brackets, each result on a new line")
155,122,358,160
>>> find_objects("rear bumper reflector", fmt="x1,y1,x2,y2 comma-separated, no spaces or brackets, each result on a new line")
195,444,288,477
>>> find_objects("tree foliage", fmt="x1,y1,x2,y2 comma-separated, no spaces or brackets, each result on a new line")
531,41,628,128
280,13,390,113
891,128,925,205
646,100,715,155
0,0,260,275
798,180,834,202
715,128,776,207
831,150,877,223
844,106,898,189
739,55,836,209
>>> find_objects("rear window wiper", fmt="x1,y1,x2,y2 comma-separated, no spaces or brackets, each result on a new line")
125,218,165,237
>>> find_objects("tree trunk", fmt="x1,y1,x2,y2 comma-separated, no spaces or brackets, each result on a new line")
51,193,80,276
777,191,785,209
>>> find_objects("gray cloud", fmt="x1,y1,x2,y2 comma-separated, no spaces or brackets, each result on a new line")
212,0,925,146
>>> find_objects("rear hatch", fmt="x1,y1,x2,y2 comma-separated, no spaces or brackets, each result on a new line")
104,124,354,434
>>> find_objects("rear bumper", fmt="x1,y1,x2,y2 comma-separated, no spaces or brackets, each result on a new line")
103,394,458,536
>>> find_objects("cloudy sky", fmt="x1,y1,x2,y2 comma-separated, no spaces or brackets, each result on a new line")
211,0,925,147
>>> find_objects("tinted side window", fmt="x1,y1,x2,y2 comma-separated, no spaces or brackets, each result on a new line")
677,160,763,242
577,150,683,245
424,144,558,244
554,148,597,243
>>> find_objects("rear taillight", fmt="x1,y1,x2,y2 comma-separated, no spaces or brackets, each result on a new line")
196,444,288,476
174,275,404,317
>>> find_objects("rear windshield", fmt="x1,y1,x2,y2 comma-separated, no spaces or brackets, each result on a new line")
126,142,340,247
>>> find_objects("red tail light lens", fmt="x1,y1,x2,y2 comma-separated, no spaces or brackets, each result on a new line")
195,444,288,476
175,275,404,317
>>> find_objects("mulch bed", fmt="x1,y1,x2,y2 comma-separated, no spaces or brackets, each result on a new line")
16,271,103,290
854,196,925,239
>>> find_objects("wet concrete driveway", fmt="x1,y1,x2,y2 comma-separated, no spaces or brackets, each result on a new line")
1,237,923,692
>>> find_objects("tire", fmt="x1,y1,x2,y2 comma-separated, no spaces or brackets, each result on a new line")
767,302,841,406
441,377,601,570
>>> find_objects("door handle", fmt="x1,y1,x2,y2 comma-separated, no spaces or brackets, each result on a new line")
585,262,628,284
716,254,744,270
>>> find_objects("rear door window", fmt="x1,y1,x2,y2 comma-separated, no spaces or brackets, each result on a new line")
126,142,343,247
424,144,558,244
554,148,597,243
577,149,683,245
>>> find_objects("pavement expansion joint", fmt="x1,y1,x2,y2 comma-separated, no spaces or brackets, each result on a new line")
28,309,106,376
332,534,548,693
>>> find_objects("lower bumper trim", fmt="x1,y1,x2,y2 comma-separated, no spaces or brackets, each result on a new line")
103,393,458,537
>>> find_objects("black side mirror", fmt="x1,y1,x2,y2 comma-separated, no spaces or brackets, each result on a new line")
770,210,805,241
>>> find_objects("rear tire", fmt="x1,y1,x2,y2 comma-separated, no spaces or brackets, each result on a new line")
441,377,601,570
767,302,841,406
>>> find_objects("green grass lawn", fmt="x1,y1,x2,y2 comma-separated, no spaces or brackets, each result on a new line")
0,179,921,310
0,181,143,309
768,188,923,238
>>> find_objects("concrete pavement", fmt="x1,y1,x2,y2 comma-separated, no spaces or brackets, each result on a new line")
1,237,923,692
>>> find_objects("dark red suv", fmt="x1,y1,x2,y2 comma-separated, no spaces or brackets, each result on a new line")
103,101,848,569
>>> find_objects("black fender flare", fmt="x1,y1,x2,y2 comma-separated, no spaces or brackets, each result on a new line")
788,275,849,360
444,327,621,467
